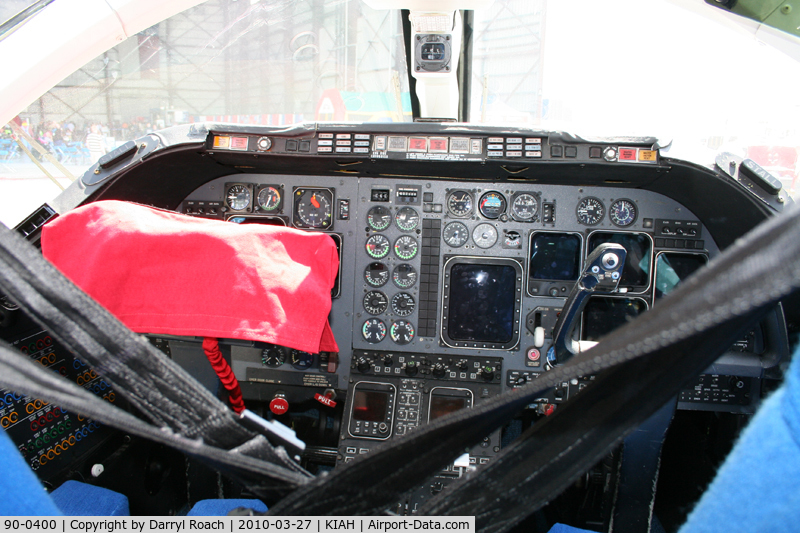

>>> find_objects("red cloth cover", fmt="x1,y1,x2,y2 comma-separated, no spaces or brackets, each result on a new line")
41,200,339,354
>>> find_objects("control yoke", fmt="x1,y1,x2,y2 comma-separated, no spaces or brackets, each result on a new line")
547,243,627,366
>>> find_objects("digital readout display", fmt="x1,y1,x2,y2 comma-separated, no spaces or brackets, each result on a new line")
582,297,648,342
352,390,389,422
528,233,581,281
429,395,468,421
655,253,707,299
447,264,516,343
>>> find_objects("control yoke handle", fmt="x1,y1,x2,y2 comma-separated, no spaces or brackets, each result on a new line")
547,242,627,366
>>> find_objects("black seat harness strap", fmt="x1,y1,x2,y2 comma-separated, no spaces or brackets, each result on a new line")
0,221,311,494
0,340,309,492
267,204,800,521
418,207,800,532
0,204,797,524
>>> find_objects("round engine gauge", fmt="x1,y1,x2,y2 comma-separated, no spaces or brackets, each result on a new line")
511,192,539,221
472,223,498,249
446,190,473,217
294,188,333,228
261,346,286,367
367,205,392,231
363,291,388,315
609,199,637,227
576,197,605,226
391,293,416,317
365,234,391,259
443,222,469,248
257,186,281,212
362,318,387,343
226,184,251,211
290,350,314,369
395,207,420,231
478,191,507,219
390,320,415,345
394,235,418,260
364,262,389,287
392,264,418,289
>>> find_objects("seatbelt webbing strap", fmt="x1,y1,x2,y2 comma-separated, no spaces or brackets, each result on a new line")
268,204,800,519
0,221,309,480
0,339,309,494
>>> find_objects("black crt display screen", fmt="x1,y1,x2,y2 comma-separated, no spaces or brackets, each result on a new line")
655,253,708,299
529,233,581,281
587,233,651,289
447,264,516,343
429,395,468,421
352,390,389,422
582,297,648,341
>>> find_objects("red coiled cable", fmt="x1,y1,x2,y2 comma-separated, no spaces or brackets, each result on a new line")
202,337,245,414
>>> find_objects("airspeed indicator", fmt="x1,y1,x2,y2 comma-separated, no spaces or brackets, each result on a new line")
226,184,251,211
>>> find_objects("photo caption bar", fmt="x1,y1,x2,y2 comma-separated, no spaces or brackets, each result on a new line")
1,517,475,533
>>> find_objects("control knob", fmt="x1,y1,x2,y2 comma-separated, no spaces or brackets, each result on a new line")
432,363,447,379
269,393,289,415
456,360,469,371
383,354,394,366
481,366,495,381
729,376,746,390
405,361,419,376
356,357,372,374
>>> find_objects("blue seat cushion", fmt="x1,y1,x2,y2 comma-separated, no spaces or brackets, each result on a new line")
50,480,129,516
188,499,267,516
